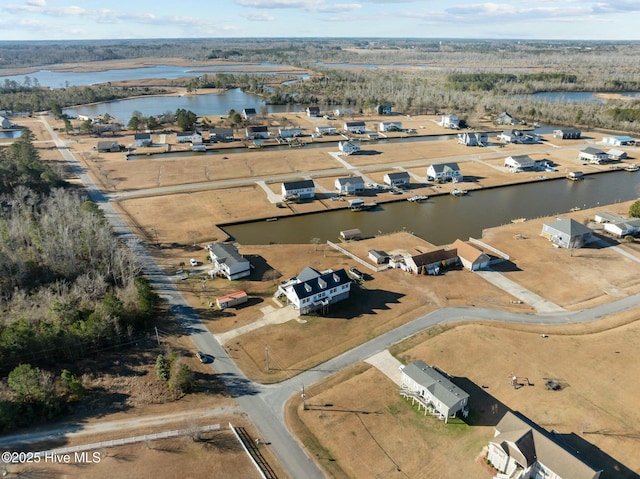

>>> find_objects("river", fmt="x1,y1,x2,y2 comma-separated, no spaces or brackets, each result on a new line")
223,171,640,246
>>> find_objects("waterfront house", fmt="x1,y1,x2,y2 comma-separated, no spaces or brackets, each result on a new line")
504,155,535,171
339,140,361,155
276,266,351,315
440,114,460,129
0,116,12,129
334,108,353,117
209,127,234,142
281,179,315,201
457,131,487,147
216,290,248,310
316,125,337,135
344,121,366,134
579,147,609,164
134,132,152,147
405,248,459,275
399,360,469,423
335,176,365,195
495,111,515,125
177,131,202,143
427,162,462,182
541,217,594,249
376,103,392,115
96,141,121,153
246,125,269,140
206,243,251,281
368,250,388,264
306,106,320,117
594,212,623,224
606,148,627,160
604,218,640,237
602,135,635,146
242,108,257,120
553,128,582,139
447,239,490,271
487,411,602,479
383,171,410,188
379,121,402,132
278,127,302,138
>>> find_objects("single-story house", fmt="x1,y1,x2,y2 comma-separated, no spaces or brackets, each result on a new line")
177,131,202,143
209,127,234,142
400,360,469,423
339,140,361,155
427,162,462,182
602,135,635,146
379,121,402,132
344,121,366,134
216,291,248,310
495,111,514,125
316,125,337,135
607,148,627,160
0,116,13,129
504,155,535,171
440,114,460,129
487,411,602,479
553,128,582,139
458,131,487,147
306,106,321,117
206,243,251,281
339,229,362,241
278,127,302,138
579,147,609,164
368,250,388,264
447,239,490,271
276,266,351,315
246,125,269,140
282,179,315,201
383,171,410,188
604,218,640,237
541,217,594,249
134,132,152,147
594,211,623,224
375,103,392,115
335,176,365,195
96,141,121,153
242,108,257,120
405,248,459,275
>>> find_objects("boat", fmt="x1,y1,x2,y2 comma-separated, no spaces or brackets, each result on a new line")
450,189,467,197
407,195,429,203
569,206,581,212
511,217,527,223
567,171,584,181
624,164,639,172
266,217,279,222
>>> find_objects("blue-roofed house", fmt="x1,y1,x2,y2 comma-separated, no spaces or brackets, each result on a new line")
276,266,351,315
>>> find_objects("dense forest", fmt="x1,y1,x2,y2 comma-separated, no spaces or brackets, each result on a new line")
0,133,158,432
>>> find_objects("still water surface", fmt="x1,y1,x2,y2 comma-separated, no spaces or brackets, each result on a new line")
224,171,640,246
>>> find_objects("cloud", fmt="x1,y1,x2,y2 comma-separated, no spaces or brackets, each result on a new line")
25,0,46,6
242,11,276,21
235,0,361,13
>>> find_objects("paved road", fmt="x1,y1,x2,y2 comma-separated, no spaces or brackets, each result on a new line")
22,117,640,479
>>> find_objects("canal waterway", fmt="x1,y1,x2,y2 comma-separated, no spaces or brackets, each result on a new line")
223,171,640,246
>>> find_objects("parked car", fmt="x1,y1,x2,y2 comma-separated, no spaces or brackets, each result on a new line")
196,351,207,363
190,258,198,267
349,267,364,281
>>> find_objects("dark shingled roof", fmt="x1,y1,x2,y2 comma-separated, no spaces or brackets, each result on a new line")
291,268,350,300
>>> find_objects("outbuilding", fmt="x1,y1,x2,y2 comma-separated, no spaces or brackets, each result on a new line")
604,218,640,237
368,250,388,264
340,229,362,241
216,291,248,309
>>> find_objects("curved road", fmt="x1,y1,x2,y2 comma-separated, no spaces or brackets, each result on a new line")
31,117,640,479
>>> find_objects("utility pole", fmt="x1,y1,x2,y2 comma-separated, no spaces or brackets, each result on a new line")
301,384,307,410
265,345,270,371
155,326,161,346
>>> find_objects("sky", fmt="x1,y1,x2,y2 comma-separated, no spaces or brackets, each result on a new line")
1,0,640,41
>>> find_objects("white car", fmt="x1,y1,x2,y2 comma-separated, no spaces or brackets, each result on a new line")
190,258,198,267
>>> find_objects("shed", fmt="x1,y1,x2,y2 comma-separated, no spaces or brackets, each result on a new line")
594,212,623,224
368,249,389,264
340,229,362,241
607,148,627,160
216,291,248,309
541,217,594,249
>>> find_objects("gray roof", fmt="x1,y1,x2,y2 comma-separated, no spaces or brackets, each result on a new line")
580,146,605,155
134,133,150,139
291,268,350,300
283,179,315,191
206,243,248,268
431,162,460,173
544,217,592,237
368,249,388,259
336,176,364,186
402,360,469,408
243,108,256,114
492,411,602,479
385,171,410,180
345,121,366,127
247,125,268,132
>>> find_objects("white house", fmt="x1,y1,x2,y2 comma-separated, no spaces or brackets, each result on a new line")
206,243,251,281
458,131,487,146
334,108,353,117
344,121,366,134
579,147,609,164
602,135,635,146
604,218,640,237
375,104,392,115
440,114,460,129
504,155,535,171
276,266,351,315
0,116,13,129
383,171,410,188
495,111,514,125
427,162,462,182
553,128,582,139
242,108,257,120
607,148,627,160
339,140,361,155
176,131,202,143
246,125,269,139
134,132,152,147
400,360,469,423
316,125,337,135
379,121,402,132
281,179,315,201
487,411,602,479
541,217,594,249
278,127,302,138
335,176,365,195
306,106,320,117
209,127,234,142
